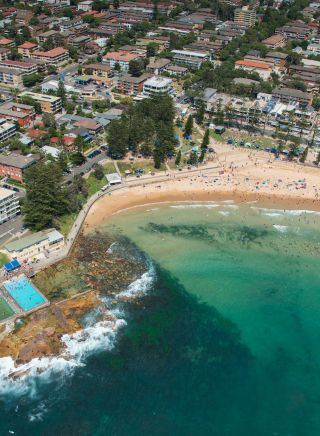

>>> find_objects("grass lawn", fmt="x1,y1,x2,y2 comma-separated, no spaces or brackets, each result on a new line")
58,213,77,238
117,160,165,176
86,162,116,196
210,128,278,148
0,296,14,321
0,253,9,268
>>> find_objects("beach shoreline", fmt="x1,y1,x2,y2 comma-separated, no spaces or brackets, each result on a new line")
84,168,320,231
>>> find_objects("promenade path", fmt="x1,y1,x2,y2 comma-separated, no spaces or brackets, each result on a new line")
35,163,222,272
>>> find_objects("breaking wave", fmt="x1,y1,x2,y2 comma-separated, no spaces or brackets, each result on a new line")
170,203,220,209
0,260,156,399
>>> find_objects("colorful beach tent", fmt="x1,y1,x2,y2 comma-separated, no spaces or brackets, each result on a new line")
4,259,20,272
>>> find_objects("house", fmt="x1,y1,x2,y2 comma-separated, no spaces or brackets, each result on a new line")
165,65,188,76
42,145,61,159
0,187,20,224
18,92,62,113
262,34,287,49
106,173,122,185
235,59,272,79
143,76,173,96
15,9,33,25
73,119,103,135
0,38,14,48
265,51,288,68
0,102,35,127
18,42,39,58
118,73,151,95
77,0,93,11
4,228,65,262
102,51,141,71
146,58,171,75
83,63,114,85
0,154,38,182
30,47,69,66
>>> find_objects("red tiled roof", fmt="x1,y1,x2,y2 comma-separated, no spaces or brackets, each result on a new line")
27,128,48,138
18,41,37,49
235,60,270,70
0,38,13,45
32,47,68,58
103,51,140,62
1,60,34,67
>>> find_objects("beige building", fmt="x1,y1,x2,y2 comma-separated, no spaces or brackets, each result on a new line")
4,228,65,262
234,6,256,27
18,92,62,113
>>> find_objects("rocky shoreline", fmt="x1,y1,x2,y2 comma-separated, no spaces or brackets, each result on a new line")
0,230,147,367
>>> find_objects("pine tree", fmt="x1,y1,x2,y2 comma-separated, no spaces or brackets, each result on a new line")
175,150,181,166
299,146,308,163
184,115,193,138
201,129,210,149
199,149,206,163
195,102,205,125
57,80,67,107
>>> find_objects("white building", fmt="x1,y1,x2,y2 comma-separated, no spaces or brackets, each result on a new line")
77,0,93,11
143,76,173,96
0,187,20,224
0,118,16,142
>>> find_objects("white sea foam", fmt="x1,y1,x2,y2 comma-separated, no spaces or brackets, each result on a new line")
170,203,220,209
262,212,284,218
117,262,155,299
273,225,289,233
222,205,239,209
0,261,154,398
106,242,118,254
252,207,320,217
218,211,230,216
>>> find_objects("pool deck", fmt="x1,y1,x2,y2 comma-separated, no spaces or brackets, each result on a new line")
0,274,50,324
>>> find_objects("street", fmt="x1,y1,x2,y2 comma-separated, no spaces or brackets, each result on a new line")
0,215,24,247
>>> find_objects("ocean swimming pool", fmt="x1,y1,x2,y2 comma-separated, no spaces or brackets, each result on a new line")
4,277,46,311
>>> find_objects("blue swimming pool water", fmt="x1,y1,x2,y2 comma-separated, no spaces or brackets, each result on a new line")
4,278,45,311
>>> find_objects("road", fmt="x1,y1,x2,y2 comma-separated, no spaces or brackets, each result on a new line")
0,215,24,247
64,152,108,182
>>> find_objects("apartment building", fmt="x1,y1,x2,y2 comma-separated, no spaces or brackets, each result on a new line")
234,6,256,27
118,73,151,95
262,34,287,49
102,51,141,71
19,92,62,113
0,48,10,61
272,87,312,106
17,42,39,58
143,76,173,96
36,30,59,44
171,49,209,69
0,67,23,87
0,187,20,224
0,60,37,75
59,19,85,32
30,47,69,66
0,154,38,182
0,102,35,127
0,119,16,142
235,59,272,80
275,20,314,40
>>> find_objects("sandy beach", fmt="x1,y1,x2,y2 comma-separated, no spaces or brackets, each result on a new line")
84,144,320,231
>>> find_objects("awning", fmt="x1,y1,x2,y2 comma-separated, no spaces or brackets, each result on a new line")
4,259,20,272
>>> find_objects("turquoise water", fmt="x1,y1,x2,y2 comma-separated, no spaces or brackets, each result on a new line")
4,277,46,311
1,200,320,435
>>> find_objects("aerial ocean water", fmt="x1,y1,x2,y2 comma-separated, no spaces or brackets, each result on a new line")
1,200,320,435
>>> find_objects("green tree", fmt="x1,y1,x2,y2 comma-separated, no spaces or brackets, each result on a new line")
299,146,308,163
184,115,193,138
128,59,144,77
107,119,128,158
188,150,198,165
74,135,85,153
146,43,157,58
70,152,85,165
195,102,205,125
113,0,119,8
93,163,104,180
23,73,42,87
23,161,68,230
317,151,320,165
175,149,181,166
201,129,210,149
288,143,299,160
199,148,206,163
57,80,67,107
42,113,56,128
